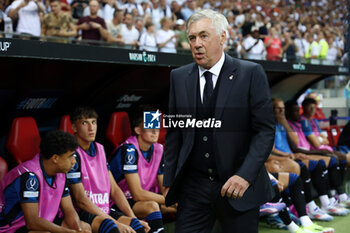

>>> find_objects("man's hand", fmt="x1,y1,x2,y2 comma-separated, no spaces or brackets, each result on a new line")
80,22,91,30
139,220,150,233
294,153,307,160
115,221,136,233
221,175,250,199
90,22,102,29
275,111,287,125
56,29,66,37
287,153,295,159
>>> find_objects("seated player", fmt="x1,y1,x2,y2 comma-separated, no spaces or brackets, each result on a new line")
300,98,348,162
110,106,176,222
267,172,334,233
0,130,91,233
67,106,151,233
272,98,348,218
287,99,350,208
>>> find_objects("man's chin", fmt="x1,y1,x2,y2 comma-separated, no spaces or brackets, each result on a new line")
194,58,207,67
88,136,96,142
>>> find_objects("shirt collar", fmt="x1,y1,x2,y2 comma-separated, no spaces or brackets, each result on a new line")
140,144,153,162
83,142,96,157
198,52,225,78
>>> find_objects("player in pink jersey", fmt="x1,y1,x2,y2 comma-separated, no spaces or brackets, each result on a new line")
67,106,150,233
0,130,91,233
286,100,350,209
110,106,176,233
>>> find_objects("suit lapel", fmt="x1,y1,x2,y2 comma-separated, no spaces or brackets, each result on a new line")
214,54,238,119
185,64,199,118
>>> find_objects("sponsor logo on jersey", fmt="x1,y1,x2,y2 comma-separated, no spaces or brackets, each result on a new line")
23,191,39,198
67,172,81,179
26,176,39,191
85,191,109,205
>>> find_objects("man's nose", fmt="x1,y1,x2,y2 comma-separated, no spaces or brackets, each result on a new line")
88,123,95,130
194,37,202,48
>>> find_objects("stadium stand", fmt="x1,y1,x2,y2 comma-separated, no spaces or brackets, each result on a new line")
0,0,347,63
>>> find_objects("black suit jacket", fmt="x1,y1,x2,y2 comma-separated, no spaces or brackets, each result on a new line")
164,54,275,211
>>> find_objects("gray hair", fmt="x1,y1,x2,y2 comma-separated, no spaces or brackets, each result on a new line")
186,9,229,36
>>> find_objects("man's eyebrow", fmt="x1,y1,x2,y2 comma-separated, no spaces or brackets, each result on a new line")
189,31,208,37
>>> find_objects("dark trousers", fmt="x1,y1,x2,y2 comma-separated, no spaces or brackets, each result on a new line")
175,174,259,233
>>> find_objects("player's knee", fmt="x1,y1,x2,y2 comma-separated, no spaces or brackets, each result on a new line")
144,201,160,213
289,160,300,175
335,151,347,161
265,160,280,173
91,216,105,232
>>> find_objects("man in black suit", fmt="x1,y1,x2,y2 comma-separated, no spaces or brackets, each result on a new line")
163,9,275,233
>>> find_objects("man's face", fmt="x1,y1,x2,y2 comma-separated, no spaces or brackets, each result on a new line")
50,1,60,14
289,105,300,121
162,18,171,28
304,103,316,116
148,25,155,32
171,1,179,10
125,14,133,27
188,18,226,69
116,12,124,21
56,150,76,173
136,126,160,145
252,30,259,39
273,100,285,118
89,0,99,15
135,20,143,31
73,117,97,144
189,1,196,10
151,0,158,7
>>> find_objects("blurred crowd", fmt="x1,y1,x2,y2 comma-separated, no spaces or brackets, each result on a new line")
0,0,348,62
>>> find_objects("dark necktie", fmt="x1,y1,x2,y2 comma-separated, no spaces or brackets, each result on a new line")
203,71,213,105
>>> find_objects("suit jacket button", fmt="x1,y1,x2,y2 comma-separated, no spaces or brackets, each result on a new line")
204,153,210,158
203,136,208,142
209,176,214,181
208,168,213,174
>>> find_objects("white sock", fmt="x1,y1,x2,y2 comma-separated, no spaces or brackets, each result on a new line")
339,193,349,202
320,195,330,208
330,197,336,205
300,215,313,227
287,222,300,233
307,201,318,212
330,189,336,196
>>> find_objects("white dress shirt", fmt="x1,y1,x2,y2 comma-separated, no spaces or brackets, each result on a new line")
198,52,225,103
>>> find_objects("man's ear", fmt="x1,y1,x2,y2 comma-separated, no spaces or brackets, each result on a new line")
51,154,60,164
134,126,142,136
220,30,227,46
